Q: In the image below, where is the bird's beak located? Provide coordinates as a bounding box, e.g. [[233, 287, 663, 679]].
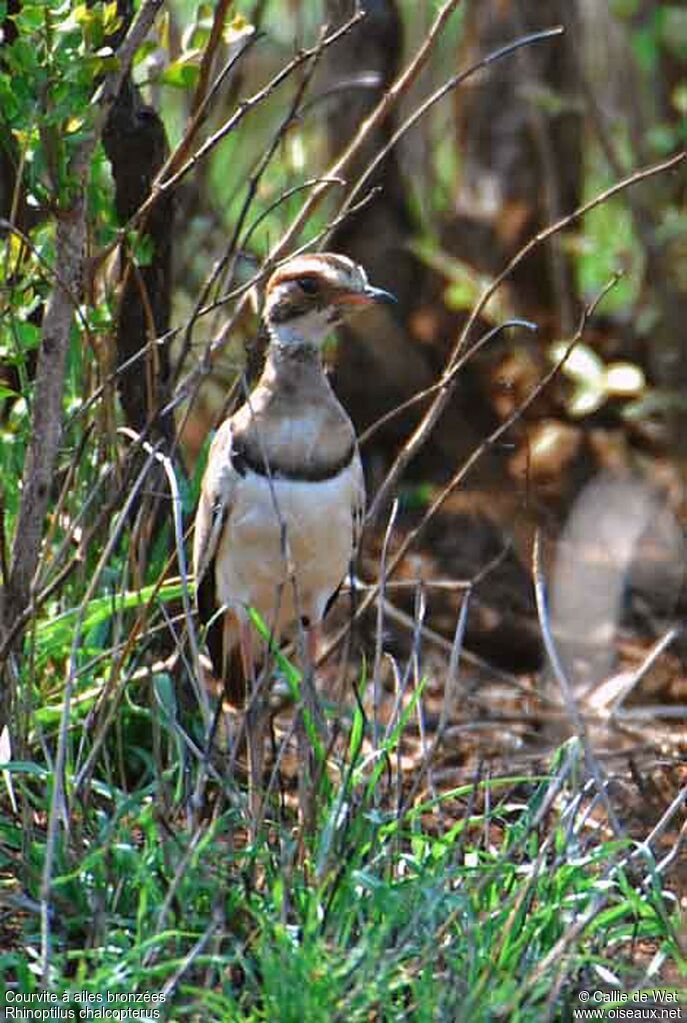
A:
[[363, 285, 398, 307], [335, 285, 398, 309]]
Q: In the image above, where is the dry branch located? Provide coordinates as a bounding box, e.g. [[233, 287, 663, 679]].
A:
[[266, 0, 463, 267]]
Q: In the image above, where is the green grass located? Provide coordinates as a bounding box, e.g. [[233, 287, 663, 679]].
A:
[[1, 684, 684, 1023]]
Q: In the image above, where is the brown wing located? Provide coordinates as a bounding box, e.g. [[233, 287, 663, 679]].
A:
[[193, 422, 240, 687], [194, 505, 227, 682]]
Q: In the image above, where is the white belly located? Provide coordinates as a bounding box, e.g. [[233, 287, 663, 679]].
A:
[[216, 465, 360, 633]]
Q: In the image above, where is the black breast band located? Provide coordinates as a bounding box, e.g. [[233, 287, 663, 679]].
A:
[[232, 434, 355, 483]]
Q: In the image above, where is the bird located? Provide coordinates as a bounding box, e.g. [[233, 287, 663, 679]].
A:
[[193, 252, 396, 714]]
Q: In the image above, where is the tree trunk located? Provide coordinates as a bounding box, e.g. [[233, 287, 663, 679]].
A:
[[102, 78, 175, 447], [451, 0, 583, 334]]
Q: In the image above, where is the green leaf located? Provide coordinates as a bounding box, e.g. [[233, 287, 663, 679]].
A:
[[646, 122, 677, 156], [671, 83, 687, 116], [247, 607, 325, 762], [16, 3, 43, 31], [90, 52, 120, 75], [631, 26, 659, 73], [35, 580, 186, 657], [348, 700, 364, 762], [153, 672, 178, 723], [132, 38, 159, 67], [0, 77, 19, 121], [1, 760, 51, 778], [14, 320, 41, 352], [181, 2, 213, 51], [127, 231, 155, 267], [362, 676, 429, 796], [102, 0, 122, 35], [160, 55, 201, 89], [247, 607, 301, 693]]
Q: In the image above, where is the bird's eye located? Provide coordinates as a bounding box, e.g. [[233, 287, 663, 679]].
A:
[[297, 277, 319, 295]]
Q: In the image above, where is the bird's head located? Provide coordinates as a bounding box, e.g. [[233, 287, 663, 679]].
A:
[[263, 252, 396, 349]]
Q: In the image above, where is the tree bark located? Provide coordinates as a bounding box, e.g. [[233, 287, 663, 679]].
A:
[[5, 201, 86, 621], [102, 78, 176, 445]]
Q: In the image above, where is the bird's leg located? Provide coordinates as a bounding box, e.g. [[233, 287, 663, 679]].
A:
[[240, 619, 267, 831], [306, 621, 321, 668], [238, 617, 255, 687]]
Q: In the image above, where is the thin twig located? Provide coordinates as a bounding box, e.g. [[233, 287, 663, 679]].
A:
[[358, 319, 537, 447], [118, 428, 209, 722], [372, 500, 398, 752], [403, 588, 472, 809], [266, 0, 464, 263], [173, 36, 335, 384], [189, 0, 236, 119], [160, 918, 221, 1001], [167, 0, 464, 386]]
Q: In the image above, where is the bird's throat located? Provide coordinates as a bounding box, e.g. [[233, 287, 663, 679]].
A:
[[264, 330, 324, 377]]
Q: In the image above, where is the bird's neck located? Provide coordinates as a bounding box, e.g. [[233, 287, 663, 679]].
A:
[[261, 327, 328, 392], [265, 316, 325, 363], [266, 315, 328, 351]]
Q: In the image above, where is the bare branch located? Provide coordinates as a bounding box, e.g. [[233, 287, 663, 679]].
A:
[[132, 11, 365, 225], [189, 0, 236, 119], [266, 0, 464, 265]]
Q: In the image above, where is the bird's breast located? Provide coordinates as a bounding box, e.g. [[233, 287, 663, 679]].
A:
[[216, 461, 361, 629]]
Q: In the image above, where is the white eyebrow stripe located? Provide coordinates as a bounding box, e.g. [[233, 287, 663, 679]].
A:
[[270, 254, 364, 292]]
